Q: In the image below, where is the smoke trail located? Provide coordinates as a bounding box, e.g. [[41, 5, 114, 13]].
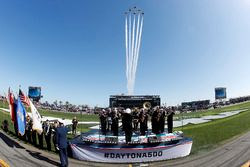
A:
[[134, 15, 144, 78], [132, 13, 141, 84], [130, 14, 136, 95], [128, 13, 132, 94], [125, 7, 144, 95], [125, 16, 129, 81]]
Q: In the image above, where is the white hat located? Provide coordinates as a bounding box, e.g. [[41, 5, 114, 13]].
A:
[[125, 108, 131, 114]]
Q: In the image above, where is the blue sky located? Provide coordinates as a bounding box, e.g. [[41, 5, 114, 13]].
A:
[[1, 0, 250, 107]]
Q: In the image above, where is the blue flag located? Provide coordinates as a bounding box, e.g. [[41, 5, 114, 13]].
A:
[[16, 97, 26, 136]]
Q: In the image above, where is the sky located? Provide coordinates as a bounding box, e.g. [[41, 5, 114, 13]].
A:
[[1, 0, 250, 107]]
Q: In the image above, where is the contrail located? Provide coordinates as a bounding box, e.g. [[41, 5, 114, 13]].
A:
[[128, 13, 132, 93], [125, 7, 144, 95], [134, 15, 143, 79], [125, 15, 129, 81], [132, 13, 141, 84], [131, 14, 136, 92]]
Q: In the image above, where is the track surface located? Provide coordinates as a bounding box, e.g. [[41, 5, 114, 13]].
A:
[[0, 130, 249, 167]]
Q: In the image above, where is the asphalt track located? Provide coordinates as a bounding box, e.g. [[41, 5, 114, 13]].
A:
[[0, 130, 249, 167]]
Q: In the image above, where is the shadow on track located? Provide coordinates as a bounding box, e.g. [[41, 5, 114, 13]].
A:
[[0, 132, 24, 149], [26, 150, 60, 166]]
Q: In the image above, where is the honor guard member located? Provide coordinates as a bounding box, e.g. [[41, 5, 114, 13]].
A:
[[25, 115, 32, 143], [52, 121, 59, 152], [31, 119, 38, 147], [38, 126, 44, 149], [44, 119, 52, 151]]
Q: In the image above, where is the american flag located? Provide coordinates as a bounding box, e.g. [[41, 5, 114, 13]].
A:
[[19, 89, 30, 106]]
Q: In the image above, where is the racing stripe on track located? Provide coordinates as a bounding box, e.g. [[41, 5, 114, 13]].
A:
[[0, 159, 10, 167], [241, 160, 250, 167]]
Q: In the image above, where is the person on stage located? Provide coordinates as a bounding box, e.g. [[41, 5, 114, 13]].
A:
[[139, 108, 148, 136], [151, 107, 161, 134], [107, 108, 112, 132], [159, 108, 166, 133], [111, 108, 119, 136], [132, 108, 139, 131], [99, 109, 107, 135], [123, 108, 133, 143], [167, 108, 175, 133]]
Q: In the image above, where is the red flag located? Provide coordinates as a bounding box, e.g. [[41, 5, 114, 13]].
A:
[[8, 88, 16, 122], [19, 89, 30, 106]]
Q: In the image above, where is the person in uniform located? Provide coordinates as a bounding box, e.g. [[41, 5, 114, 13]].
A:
[[100, 109, 107, 135], [38, 123, 44, 149], [31, 119, 37, 147], [72, 116, 78, 136], [52, 121, 59, 152], [56, 122, 69, 167], [25, 115, 32, 143], [159, 108, 166, 133], [151, 107, 161, 134], [123, 108, 133, 143], [111, 108, 119, 136], [167, 108, 175, 133], [107, 108, 112, 132], [139, 108, 148, 136], [132, 108, 139, 131], [44, 119, 52, 151]]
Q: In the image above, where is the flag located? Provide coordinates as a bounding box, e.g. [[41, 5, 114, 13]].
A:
[[29, 98, 43, 134], [19, 89, 30, 106], [16, 97, 26, 136], [7, 88, 16, 122]]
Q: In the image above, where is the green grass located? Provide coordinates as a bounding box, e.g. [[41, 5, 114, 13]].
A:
[[174, 101, 250, 120], [176, 109, 250, 154], [39, 108, 99, 122]]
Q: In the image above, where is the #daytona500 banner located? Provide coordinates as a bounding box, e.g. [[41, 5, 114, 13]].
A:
[[70, 139, 192, 163]]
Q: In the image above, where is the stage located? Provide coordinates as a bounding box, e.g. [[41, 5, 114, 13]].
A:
[[70, 131, 192, 163]]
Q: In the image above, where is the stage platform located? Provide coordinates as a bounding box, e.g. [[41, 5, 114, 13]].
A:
[[70, 131, 192, 163]]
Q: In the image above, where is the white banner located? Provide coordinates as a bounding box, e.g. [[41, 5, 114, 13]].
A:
[[29, 99, 43, 134], [70, 139, 192, 163]]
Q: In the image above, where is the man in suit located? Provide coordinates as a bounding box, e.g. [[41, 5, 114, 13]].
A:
[[56, 122, 69, 167]]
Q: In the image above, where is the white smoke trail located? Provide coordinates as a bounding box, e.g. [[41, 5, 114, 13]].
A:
[[130, 14, 136, 95], [125, 16, 129, 81], [128, 13, 132, 94], [134, 15, 143, 79], [132, 13, 141, 85], [125, 8, 144, 95]]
